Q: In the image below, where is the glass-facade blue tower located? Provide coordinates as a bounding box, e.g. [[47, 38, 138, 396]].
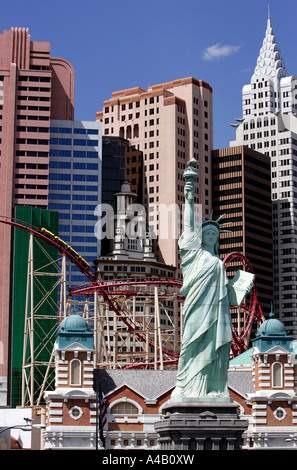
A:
[[49, 120, 102, 291]]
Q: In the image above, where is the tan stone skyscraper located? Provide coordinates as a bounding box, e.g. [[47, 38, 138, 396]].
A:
[[0, 27, 74, 390], [97, 77, 213, 272]]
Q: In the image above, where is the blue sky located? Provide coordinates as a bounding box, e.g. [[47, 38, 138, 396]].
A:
[[1, 0, 297, 149]]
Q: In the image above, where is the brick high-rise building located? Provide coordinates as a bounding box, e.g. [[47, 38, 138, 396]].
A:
[[97, 77, 213, 272], [0, 27, 74, 396], [212, 145, 273, 319]]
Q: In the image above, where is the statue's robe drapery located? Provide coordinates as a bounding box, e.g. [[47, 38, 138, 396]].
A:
[[172, 230, 233, 398]]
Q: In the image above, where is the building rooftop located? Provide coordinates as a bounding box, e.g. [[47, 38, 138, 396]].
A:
[[95, 368, 255, 401]]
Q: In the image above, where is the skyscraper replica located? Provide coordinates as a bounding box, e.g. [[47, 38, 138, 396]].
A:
[[97, 77, 213, 272], [212, 145, 273, 316], [231, 14, 297, 337], [49, 119, 102, 292], [0, 27, 75, 404]]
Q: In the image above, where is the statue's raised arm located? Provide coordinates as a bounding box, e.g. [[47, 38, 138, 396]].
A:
[[183, 158, 198, 234]]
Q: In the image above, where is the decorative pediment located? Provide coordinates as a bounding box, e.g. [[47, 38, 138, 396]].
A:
[[251, 344, 293, 357], [265, 344, 293, 356], [58, 342, 91, 352]]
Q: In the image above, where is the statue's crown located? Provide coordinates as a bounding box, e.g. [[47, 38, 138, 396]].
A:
[[202, 212, 231, 233]]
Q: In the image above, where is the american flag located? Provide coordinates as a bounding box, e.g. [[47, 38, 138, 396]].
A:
[[93, 368, 107, 444], [99, 390, 107, 427]]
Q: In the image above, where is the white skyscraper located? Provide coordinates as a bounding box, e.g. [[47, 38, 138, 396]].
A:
[[231, 13, 297, 337]]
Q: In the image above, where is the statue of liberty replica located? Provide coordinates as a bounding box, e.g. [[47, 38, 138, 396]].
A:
[[171, 158, 252, 400], [155, 159, 251, 449]]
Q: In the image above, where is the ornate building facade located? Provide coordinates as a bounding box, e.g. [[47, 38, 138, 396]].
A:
[[229, 312, 297, 449], [43, 312, 98, 449], [42, 307, 297, 449]]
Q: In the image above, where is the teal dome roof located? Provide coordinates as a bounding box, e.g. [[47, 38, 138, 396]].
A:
[[57, 312, 94, 350], [257, 316, 287, 337], [252, 306, 293, 353], [59, 313, 90, 333]]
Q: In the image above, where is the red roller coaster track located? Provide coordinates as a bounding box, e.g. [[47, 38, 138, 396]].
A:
[[223, 252, 264, 356], [0, 216, 96, 281], [0, 216, 264, 364], [0, 216, 180, 365]]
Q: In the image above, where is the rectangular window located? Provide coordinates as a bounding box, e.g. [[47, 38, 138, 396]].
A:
[[74, 139, 86, 146], [59, 138, 71, 145]]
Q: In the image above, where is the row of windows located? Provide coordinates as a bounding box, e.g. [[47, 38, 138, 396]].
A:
[[49, 184, 97, 191], [105, 95, 207, 112], [16, 138, 48, 145], [15, 184, 47, 190], [14, 194, 47, 200], [16, 151, 48, 157], [49, 194, 98, 201], [50, 150, 99, 158], [59, 224, 95, 233], [50, 127, 98, 134], [16, 163, 48, 169], [18, 86, 50, 92], [48, 203, 97, 211], [49, 162, 98, 170], [50, 138, 99, 146], [17, 105, 50, 112], [58, 213, 97, 221], [17, 126, 49, 132], [16, 115, 49, 121], [18, 96, 50, 102], [49, 209, 98, 220], [243, 117, 276, 129], [18, 76, 51, 83], [49, 174, 98, 181], [15, 174, 47, 180], [69, 245, 97, 252]]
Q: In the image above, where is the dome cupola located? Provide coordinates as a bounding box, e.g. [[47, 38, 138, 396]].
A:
[[252, 305, 293, 353], [56, 309, 94, 350]]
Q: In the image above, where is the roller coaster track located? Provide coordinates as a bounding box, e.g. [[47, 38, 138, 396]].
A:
[[223, 252, 264, 356], [1, 216, 264, 363], [0, 215, 95, 281], [0, 216, 180, 363]]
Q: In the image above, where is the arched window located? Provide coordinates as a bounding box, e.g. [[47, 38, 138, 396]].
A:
[[272, 362, 283, 387], [119, 127, 125, 139], [70, 359, 81, 385], [111, 402, 139, 416], [133, 124, 139, 138], [257, 118, 262, 128], [126, 125, 132, 139]]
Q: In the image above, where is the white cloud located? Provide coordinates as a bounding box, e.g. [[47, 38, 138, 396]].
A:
[[203, 43, 241, 60]]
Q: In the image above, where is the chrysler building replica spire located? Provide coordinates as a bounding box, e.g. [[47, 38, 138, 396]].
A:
[[231, 11, 297, 338], [252, 12, 287, 84]]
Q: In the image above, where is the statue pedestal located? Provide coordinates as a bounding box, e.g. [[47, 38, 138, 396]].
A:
[[154, 398, 248, 451]]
